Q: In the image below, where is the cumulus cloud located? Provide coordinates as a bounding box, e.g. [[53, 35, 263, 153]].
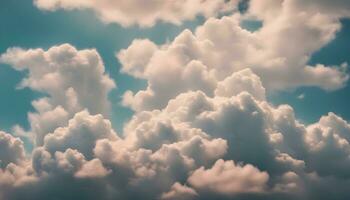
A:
[[215, 68, 266, 101], [161, 182, 198, 200], [0, 44, 115, 116], [118, 0, 349, 112], [32, 147, 109, 179], [0, 44, 116, 145], [33, 0, 238, 27], [188, 159, 269, 196], [43, 110, 118, 158], [2, 66, 350, 199], [1, 1, 350, 200], [118, 39, 159, 78], [305, 113, 350, 178], [0, 132, 26, 168]]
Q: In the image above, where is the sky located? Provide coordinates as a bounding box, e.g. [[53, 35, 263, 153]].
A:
[[1, 0, 350, 200]]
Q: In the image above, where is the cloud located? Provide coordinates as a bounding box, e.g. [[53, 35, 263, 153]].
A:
[[1, 1, 350, 199], [118, 39, 159, 78], [33, 0, 238, 27], [215, 68, 266, 101], [305, 113, 350, 178], [1, 86, 350, 199], [188, 159, 269, 196], [0, 44, 115, 116], [43, 110, 118, 158], [2, 66, 350, 199], [32, 148, 109, 179], [297, 94, 305, 100], [0, 44, 116, 146], [118, 2, 349, 111], [0, 132, 26, 168], [249, 0, 350, 20], [74, 158, 110, 178], [161, 182, 198, 200]]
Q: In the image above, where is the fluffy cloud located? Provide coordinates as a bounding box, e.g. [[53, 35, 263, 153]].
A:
[[1, 1, 350, 199], [305, 113, 350, 178], [118, 0, 349, 111], [118, 39, 159, 78], [2, 76, 350, 199], [215, 68, 266, 101], [249, 0, 350, 20], [2, 64, 350, 199], [33, 0, 238, 27], [31, 148, 109, 178], [0, 44, 115, 116], [161, 182, 198, 200], [0, 132, 26, 168], [43, 110, 118, 158], [188, 159, 269, 196], [0, 44, 116, 145]]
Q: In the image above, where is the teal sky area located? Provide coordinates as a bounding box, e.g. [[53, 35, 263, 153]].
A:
[[1, 0, 350, 135]]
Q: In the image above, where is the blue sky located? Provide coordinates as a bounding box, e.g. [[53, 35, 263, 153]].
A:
[[1, 0, 349, 133]]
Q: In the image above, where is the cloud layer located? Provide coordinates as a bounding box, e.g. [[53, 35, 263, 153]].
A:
[[34, 0, 237, 27], [1, 65, 350, 199], [1, 0, 350, 200]]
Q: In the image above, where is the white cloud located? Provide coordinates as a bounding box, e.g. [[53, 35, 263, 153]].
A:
[[43, 110, 118, 158], [188, 159, 269, 196], [249, 0, 350, 20], [305, 113, 350, 178], [117, 39, 159, 78], [0, 44, 115, 116], [121, 56, 217, 111], [215, 68, 266, 101], [2, 84, 350, 199], [118, 3, 349, 112], [161, 182, 198, 200], [0, 132, 26, 168], [2, 1, 350, 199], [33, 0, 238, 27], [0, 44, 116, 146]]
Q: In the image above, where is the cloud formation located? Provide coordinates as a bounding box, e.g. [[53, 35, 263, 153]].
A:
[[33, 0, 237, 27], [1, 66, 350, 199], [118, 9, 348, 111], [1, 0, 350, 200], [188, 159, 269, 196], [0, 132, 25, 168], [0, 44, 115, 145]]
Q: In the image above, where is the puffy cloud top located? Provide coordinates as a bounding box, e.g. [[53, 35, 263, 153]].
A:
[[0, 132, 26, 168], [188, 159, 269, 196]]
